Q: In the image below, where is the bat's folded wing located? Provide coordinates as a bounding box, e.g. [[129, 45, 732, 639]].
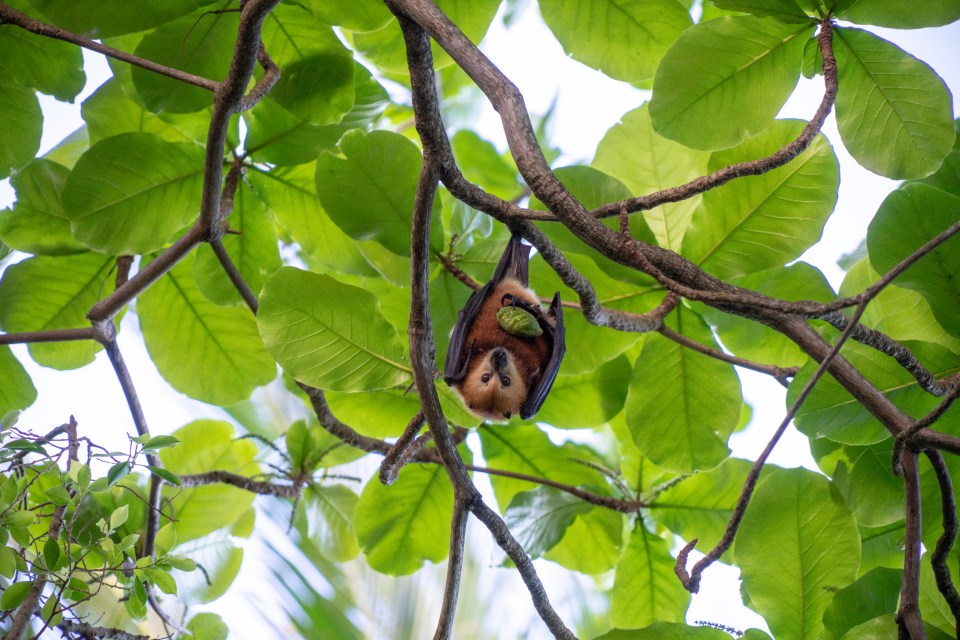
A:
[[520, 292, 565, 420]]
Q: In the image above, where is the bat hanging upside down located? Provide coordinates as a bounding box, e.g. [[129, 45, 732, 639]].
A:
[[444, 233, 565, 421]]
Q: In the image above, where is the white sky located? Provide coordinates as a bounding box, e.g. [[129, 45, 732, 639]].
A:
[[2, 3, 960, 638]]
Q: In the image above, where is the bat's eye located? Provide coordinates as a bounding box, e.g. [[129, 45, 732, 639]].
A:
[[480, 373, 492, 384], [500, 376, 511, 387]]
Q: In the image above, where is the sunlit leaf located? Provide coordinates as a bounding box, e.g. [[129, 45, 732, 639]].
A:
[[0, 159, 85, 255], [611, 525, 690, 628]]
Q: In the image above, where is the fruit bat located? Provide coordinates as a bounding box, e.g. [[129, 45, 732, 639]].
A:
[[444, 233, 565, 420]]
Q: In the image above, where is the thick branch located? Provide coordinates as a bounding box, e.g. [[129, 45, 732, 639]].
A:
[[58, 620, 150, 640], [434, 501, 469, 640], [898, 451, 926, 639], [0, 327, 95, 345], [179, 470, 304, 498]]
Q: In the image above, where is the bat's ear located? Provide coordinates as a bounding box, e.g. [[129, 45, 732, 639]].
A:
[[520, 292, 565, 420]]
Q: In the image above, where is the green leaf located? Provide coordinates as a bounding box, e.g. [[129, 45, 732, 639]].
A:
[[138, 252, 276, 405], [696, 262, 836, 367], [173, 537, 243, 604], [61, 133, 205, 254], [304, 484, 360, 562], [539, 0, 692, 82], [0, 580, 33, 611], [159, 420, 259, 542], [711, 0, 810, 22], [450, 130, 522, 201], [106, 462, 129, 487], [246, 163, 375, 276], [242, 98, 345, 166], [838, 258, 960, 353], [822, 567, 901, 640], [0, 26, 84, 102], [193, 188, 280, 306], [2, 510, 35, 529], [611, 525, 691, 628], [44, 485, 72, 507], [82, 78, 212, 145], [736, 468, 860, 640], [534, 355, 632, 429], [261, 5, 356, 125], [142, 435, 181, 451], [0, 347, 36, 416], [502, 487, 592, 559], [866, 183, 960, 337], [354, 464, 453, 575], [154, 522, 177, 557], [42, 536, 60, 569], [187, 612, 229, 640], [543, 506, 624, 575], [478, 424, 604, 509], [315, 129, 440, 256], [298, 0, 392, 31], [594, 624, 731, 640], [650, 16, 811, 150], [0, 76, 42, 179], [833, 28, 955, 179], [131, 10, 237, 113], [593, 103, 710, 250], [147, 466, 182, 486], [110, 504, 129, 530], [0, 159, 86, 255], [145, 566, 178, 595], [681, 120, 839, 279], [836, 0, 960, 28], [27, 0, 217, 37], [0, 253, 116, 369], [833, 444, 904, 528], [257, 267, 411, 392], [0, 546, 16, 579], [791, 340, 960, 444], [652, 457, 754, 552], [625, 309, 741, 473]]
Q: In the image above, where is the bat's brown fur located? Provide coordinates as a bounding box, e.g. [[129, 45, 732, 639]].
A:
[[454, 277, 552, 420]]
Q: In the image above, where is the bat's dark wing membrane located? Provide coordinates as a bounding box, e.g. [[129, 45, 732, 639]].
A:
[[443, 233, 532, 385], [520, 292, 565, 420]]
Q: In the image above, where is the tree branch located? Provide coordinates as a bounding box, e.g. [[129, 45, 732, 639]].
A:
[[659, 325, 798, 386], [0, 327, 95, 345], [434, 500, 468, 640], [925, 450, 960, 636], [57, 619, 150, 640], [898, 450, 926, 639], [179, 470, 304, 498], [0, 2, 218, 91]]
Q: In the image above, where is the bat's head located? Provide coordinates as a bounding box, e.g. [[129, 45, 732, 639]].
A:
[[459, 347, 529, 420]]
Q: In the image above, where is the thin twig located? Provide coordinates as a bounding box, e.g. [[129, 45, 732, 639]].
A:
[[0, 2, 218, 90], [434, 501, 468, 640], [379, 410, 426, 485], [659, 326, 798, 387], [925, 450, 960, 635], [0, 327, 95, 345]]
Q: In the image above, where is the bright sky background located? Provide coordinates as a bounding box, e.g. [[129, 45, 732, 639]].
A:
[[2, 3, 960, 638]]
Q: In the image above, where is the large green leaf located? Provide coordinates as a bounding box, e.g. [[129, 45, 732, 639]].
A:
[[696, 262, 836, 367], [912, 117, 960, 198], [866, 183, 960, 337], [0, 347, 36, 416], [652, 457, 754, 552], [0, 76, 42, 179], [534, 354, 632, 429], [833, 28, 955, 179], [791, 340, 960, 444], [246, 163, 375, 277], [0, 159, 85, 255], [838, 258, 960, 353], [822, 567, 901, 640], [681, 120, 839, 279], [297, 0, 392, 31], [478, 424, 605, 510], [736, 468, 860, 640], [594, 625, 731, 640], [138, 253, 276, 405], [60, 133, 205, 255], [650, 16, 811, 150], [539, 0, 692, 83], [832, 443, 905, 528], [543, 506, 624, 575], [315, 129, 443, 256], [611, 525, 691, 628], [354, 463, 452, 575], [0, 253, 116, 369], [625, 308, 742, 473], [82, 78, 212, 145], [836, 0, 960, 28], [173, 533, 244, 605], [593, 104, 710, 250], [502, 487, 592, 559], [450, 130, 522, 201], [303, 484, 360, 562], [257, 267, 411, 392], [27, 0, 217, 37], [160, 420, 260, 542], [193, 183, 280, 305], [131, 10, 237, 113], [712, 0, 810, 22], [0, 26, 85, 101], [261, 5, 355, 125]]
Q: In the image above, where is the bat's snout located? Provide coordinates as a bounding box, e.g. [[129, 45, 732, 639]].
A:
[[491, 347, 510, 372]]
